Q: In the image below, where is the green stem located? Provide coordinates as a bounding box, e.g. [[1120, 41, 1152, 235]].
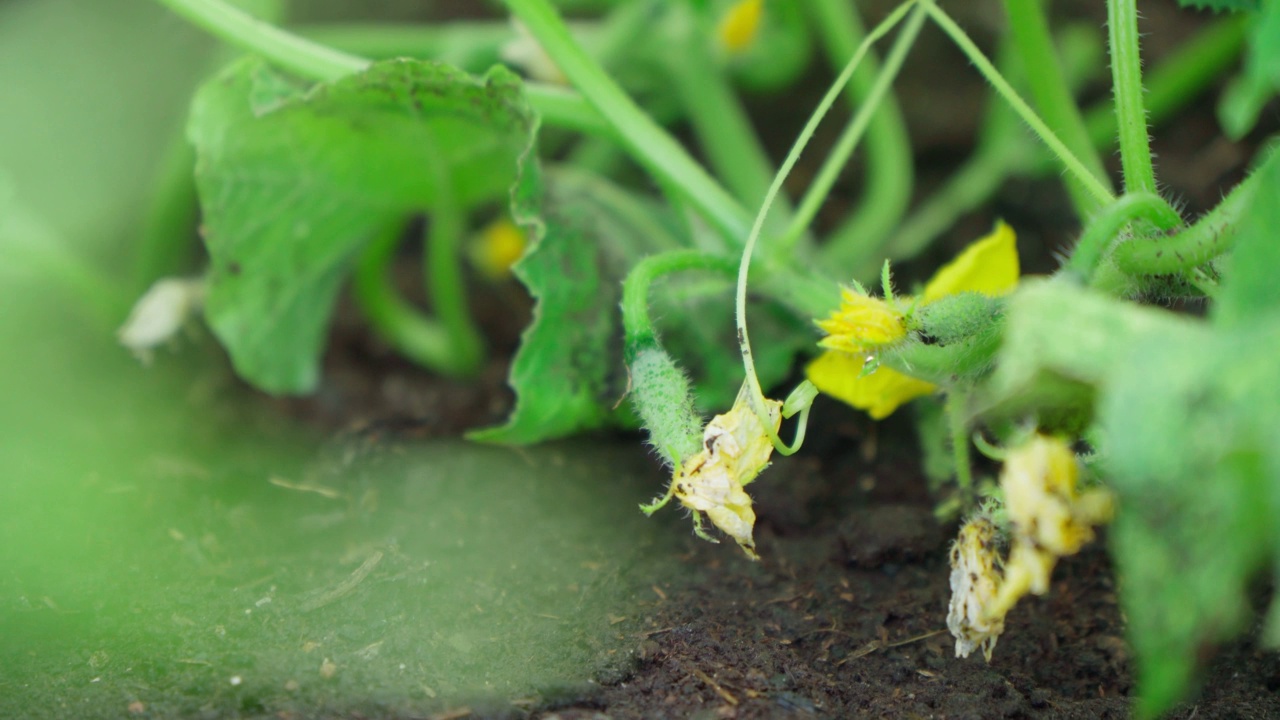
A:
[[503, 0, 752, 244], [155, 0, 366, 80], [622, 250, 738, 350], [887, 17, 1243, 271], [735, 1, 918, 420], [1003, 0, 1110, 218], [806, 0, 914, 258], [133, 132, 199, 291], [663, 5, 788, 227], [427, 201, 484, 375], [921, 0, 1114, 209], [521, 84, 614, 137], [797, 5, 926, 266], [299, 21, 510, 67], [1108, 0, 1157, 195], [353, 223, 468, 376], [1066, 192, 1183, 281], [949, 391, 974, 493], [1083, 15, 1246, 150], [1109, 160, 1264, 277]]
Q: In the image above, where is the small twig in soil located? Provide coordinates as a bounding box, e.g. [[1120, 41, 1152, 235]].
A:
[[268, 475, 344, 500], [298, 551, 384, 613], [837, 628, 948, 666], [689, 667, 739, 706], [430, 707, 473, 720]]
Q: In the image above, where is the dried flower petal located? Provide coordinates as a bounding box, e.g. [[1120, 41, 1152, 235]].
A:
[[947, 516, 1005, 661], [117, 277, 205, 364], [671, 383, 781, 559], [984, 435, 1115, 631]]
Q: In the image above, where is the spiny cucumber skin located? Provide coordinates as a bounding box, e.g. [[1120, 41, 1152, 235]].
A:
[[629, 346, 703, 467]]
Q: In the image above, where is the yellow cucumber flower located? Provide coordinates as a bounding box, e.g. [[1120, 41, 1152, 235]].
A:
[[815, 290, 907, 355], [806, 221, 1019, 419], [669, 382, 782, 560], [717, 0, 765, 55]]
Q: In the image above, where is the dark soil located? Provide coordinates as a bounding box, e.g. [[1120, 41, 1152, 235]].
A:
[[248, 3, 1280, 718], [281, 344, 1280, 719]]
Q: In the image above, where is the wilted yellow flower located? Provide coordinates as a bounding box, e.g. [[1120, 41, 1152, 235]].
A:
[[669, 383, 782, 560], [470, 218, 527, 280], [985, 435, 1114, 625], [947, 516, 1005, 661], [806, 221, 1019, 419], [717, 0, 764, 55]]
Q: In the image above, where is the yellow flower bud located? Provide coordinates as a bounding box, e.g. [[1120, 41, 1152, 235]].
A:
[[815, 289, 907, 355], [470, 218, 527, 280]]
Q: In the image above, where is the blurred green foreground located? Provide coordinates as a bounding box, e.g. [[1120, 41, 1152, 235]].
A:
[[0, 2, 680, 716]]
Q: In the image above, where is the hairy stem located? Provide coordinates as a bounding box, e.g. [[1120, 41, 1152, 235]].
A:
[[622, 250, 738, 351], [503, 0, 752, 243], [1108, 0, 1158, 195], [1066, 192, 1182, 281], [921, 0, 1114, 208]]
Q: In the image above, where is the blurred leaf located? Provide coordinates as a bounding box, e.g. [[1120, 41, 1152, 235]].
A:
[[1177, 0, 1260, 11], [1099, 320, 1280, 718], [1216, 0, 1274, 138], [985, 278, 1196, 413], [1214, 148, 1280, 326], [652, 279, 808, 412], [189, 58, 534, 393], [0, 0, 211, 258]]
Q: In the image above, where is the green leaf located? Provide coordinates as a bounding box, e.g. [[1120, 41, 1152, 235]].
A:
[[1214, 148, 1280, 326], [984, 278, 1197, 411], [1216, 0, 1275, 137], [189, 58, 534, 393], [1099, 320, 1280, 718]]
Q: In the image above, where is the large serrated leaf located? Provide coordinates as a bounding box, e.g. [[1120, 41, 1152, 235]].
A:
[[189, 58, 534, 393], [467, 164, 635, 444]]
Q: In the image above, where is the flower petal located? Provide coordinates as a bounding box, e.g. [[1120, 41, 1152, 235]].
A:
[[814, 289, 907, 354], [923, 220, 1020, 303], [805, 350, 936, 420]]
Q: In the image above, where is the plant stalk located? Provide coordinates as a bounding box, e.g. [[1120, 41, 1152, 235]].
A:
[[502, 0, 753, 244], [1108, 0, 1158, 195]]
